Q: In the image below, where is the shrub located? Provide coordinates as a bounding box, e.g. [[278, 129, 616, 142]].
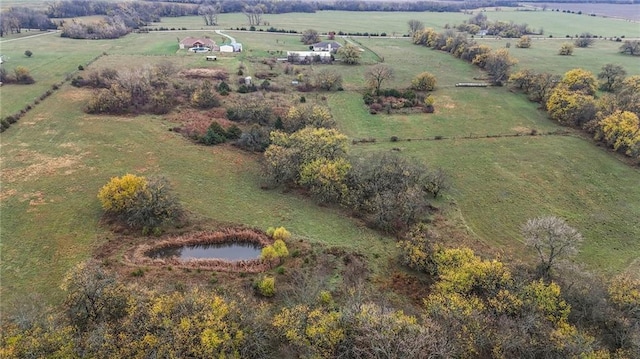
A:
[[411, 72, 437, 91], [516, 36, 531, 48], [236, 126, 270, 152], [272, 226, 291, 241], [255, 276, 275, 297], [558, 42, 574, 55], [14, 66, 35, 84], [217, 81, 230, 95], [273, 239, 289, 257], [191, 81, 219, 109], [201, 122, 227, 145], [226, 124, 242, 140], [97, 174, 182, 229]]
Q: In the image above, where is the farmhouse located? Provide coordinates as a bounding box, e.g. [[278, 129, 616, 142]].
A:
[[311, 41, 342, 53], [220, 43, 243, 52], [179, 37, 217, 50], [287, 51, 332, 64]]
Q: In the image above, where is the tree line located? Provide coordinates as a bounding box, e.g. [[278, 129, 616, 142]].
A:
[[510, 66, 640, 163], [143, 0, 519, 14]]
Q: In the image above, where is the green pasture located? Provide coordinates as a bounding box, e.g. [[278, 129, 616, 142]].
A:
[[0, 33, 106, 118], [0, 85, 392, 309], [1, 11, 640, 310], [476, 38, 640, 77], [473, 8, 640, 38], [153, 9, 639, 39]]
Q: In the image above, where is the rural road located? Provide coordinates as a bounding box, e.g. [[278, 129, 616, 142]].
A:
[[215, 30, 236, 43], [0, 30, 60, 43]]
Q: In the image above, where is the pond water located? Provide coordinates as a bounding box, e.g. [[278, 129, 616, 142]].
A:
[[148, 243, 262, 261]]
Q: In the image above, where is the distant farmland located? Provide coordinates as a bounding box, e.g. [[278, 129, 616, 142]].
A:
[[531, 3, 640, 21]]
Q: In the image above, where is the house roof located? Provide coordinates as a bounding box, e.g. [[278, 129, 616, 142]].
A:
[[287, 51, 332, 57], [180, 37, 215, 47], [312, 41, 342, 49]]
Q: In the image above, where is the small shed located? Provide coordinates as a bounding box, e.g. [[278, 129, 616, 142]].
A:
[[220, 43, 243, 53]]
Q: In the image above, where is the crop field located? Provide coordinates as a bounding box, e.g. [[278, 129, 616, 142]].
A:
[[1, 10, 639, 310]]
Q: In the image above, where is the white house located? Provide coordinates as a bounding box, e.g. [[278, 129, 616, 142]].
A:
[[311, 41, 342, 53]]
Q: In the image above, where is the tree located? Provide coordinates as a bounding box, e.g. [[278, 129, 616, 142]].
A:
[[336, 43, 361, 65], [619, 40, 640, 56], [411, 71, 437, 91], [97, 174, 183, 229], [412, 27, 437, 46], [198, 3, 221, 26], [407, 19, 424, 36], [365, 64, 394, 95], [595, 111, 640, 157], [314, 68, 343, 91], [615, 75, 640, 116], [521, 216, 583, 277], [263, 127, 349, 188], [560, 68, 597, 96], [24, 49, 32, 57], [282, 104, 335, 133], [558, 42, 574, 56], [529, 72, 560, 104], [482, 48, 518, 85], [301, 29, 320, 45], [574, 33, 595, 48], [299, 157, 351, 204], [516, 35, 531, 48], [598, 64, 627, 92], [546, 85, 596, 126], [61, 261, 128, 331], [243, 4, 264, 26]]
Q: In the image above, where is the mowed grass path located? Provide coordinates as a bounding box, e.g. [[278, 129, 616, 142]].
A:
[[328, 39, 640, 274], [0, 85, 391, 309]]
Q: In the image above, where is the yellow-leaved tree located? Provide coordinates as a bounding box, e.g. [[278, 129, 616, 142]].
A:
[[560, 68, 598, 96], [595, 111, 640, 158], [97, 174, 182, 230], [98, 174, 147, 212]]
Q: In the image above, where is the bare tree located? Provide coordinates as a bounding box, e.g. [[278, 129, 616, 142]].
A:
[[407, 19, 424, 36], [243, 4, 264, 26], [521, 216, 583, 277], [574, 32, 595, 48], [199, 3, 221, 26], [365, 64, 394, 95]]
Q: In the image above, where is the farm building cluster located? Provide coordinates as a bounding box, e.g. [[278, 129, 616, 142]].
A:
[[178, 37, 243, 53]]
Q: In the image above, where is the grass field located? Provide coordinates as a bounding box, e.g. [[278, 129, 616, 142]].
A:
[[1, 10, 639, 310], [476, 38, 640, 76], [0, 85, 392, 308], [153, 9, 640, 38]]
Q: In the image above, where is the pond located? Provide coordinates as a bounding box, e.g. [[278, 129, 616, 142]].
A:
[[148, 243, 262, 261]]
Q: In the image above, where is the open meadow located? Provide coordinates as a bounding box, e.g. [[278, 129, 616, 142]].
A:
[[1, 9, 640, 310]]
